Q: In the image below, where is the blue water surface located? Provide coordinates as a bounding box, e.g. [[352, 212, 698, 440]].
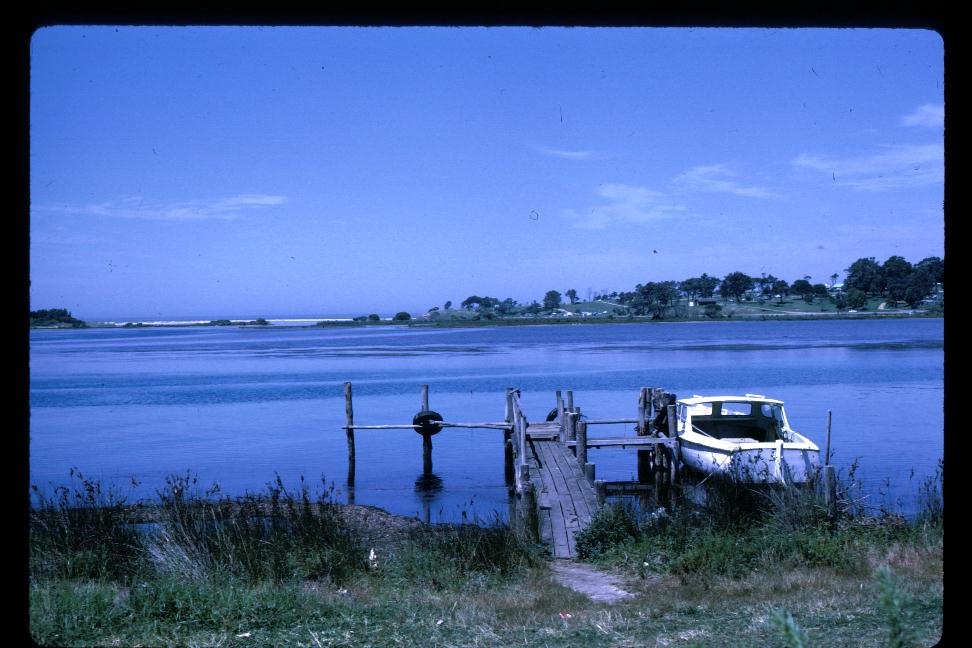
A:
[[29, 318, 945, 521]]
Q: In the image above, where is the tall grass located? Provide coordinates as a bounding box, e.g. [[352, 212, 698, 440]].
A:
[[29, 468, 144, 581], [577, 461, 944, 579], [147, 472, 365, 583]]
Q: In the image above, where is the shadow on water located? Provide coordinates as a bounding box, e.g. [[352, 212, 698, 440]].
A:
[[414, 471, 444, 524]]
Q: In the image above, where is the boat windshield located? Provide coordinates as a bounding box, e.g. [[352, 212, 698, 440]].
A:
[[760, 403, 785, 424]]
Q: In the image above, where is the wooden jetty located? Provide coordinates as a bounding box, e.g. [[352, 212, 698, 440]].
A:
[[342, 384, 681, 559]]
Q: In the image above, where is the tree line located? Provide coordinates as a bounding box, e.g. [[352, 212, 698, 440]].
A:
[[433, 254, 943, 320]]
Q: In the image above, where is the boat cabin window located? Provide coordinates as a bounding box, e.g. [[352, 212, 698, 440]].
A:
[[688, 400, 782, 442], [720, 402, 752, 416]]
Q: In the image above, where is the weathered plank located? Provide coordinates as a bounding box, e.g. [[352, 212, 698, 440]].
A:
[[528, 437, 600, 558]]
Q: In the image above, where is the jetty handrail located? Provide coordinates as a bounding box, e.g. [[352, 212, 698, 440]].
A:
[[345, 421, 512, 431], [584, 418, 639, 425]]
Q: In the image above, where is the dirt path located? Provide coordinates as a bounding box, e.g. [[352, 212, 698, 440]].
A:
[[549, 560, 636, 603]]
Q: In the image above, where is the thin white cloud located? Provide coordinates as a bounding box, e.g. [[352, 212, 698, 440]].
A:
[[536, 146, 599, 160], [791, 143, 943, 191], [34, 194, 287, 221], [564, 183, 687, 230], [901, 104, 944, 129], [673, 164, 778, 198]]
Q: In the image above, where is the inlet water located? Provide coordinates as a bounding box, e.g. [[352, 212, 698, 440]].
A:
[[29, 318, 944, 521]]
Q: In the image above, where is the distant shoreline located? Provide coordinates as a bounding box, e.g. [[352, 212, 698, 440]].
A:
[[31, 310, 942, 331]]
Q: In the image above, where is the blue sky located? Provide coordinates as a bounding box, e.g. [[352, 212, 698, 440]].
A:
[[29, 26, 944, 320]]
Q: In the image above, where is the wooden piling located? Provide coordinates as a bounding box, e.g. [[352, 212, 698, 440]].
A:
[[566, 390, 574, 412], [505, 388, 514, 425], [521, 480, 539, 541], [422, 434, 433, 474], [584, 462, 596, 485], [421, 384, 432, 473], [504, 436, 514, 486], [638, 387, 648, 435], [344, 382, 355, 488], [825, 410, 832, 466], [594, 479, 606, 505], [566, 410, 578, 442], [576, 419, 588, 467], [637, 450, 652, 484]]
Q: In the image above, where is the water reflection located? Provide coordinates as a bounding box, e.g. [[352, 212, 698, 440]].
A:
[[414, 471, 444, 524]]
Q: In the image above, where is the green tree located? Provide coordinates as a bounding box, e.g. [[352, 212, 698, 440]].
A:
[[720, 272, 753, 302], [834, 292, 847, 311], [461, 296, 482, 310], [904, 267, 936, 307], [393, 311, 412, 321], [543, 290, 562, 310], [845, 257, 884, 295], [681, 273, 719, 299], [845, 288, 867, 310], [495, 297, 517, 316], [565, 289, 578, 304], [791, 279, 813, 298], [443, 300, 452, 311], [915, 256, 944, 286], [368, 314, 381, 322], [882, 255, 914, 304]]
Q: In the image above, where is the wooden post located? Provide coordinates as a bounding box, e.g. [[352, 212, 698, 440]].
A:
[[577, 419, 588, 467], [825, 410, 832, 466], [556, 390, 565, 434], [505, 388, 514, 425], [344, 382, 355, 489], [566, 390, 574, 412], [823, 464, 837, 519], [594, 479, 607, 506], [504, 436, 514, 486], [637, 450, 652, 484], [666, 404, 677, 439], [519, 413, 528, 473], [654, 450, 665, 507], [422, 434, 433, 474], [517, 462, 529, 493], [521, 480, 539, 542], [566, 410, 577, 443], [420, 384, 432, 473], [638, 387, 648, 435], [584, 462, 596, 485]]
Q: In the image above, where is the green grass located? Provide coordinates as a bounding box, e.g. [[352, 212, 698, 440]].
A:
[[29, 470, 943, 646]]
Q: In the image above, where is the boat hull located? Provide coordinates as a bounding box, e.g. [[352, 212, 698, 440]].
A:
[[679, 437, 820, 485]]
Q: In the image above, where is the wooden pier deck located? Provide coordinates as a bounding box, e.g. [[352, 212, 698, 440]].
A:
[[527, 425, 600, 558]]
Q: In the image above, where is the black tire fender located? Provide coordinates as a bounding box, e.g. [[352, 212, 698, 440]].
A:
[[413, 410, 444, 436]]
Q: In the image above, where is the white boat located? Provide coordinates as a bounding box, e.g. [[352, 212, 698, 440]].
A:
[[675, 394, 820, 485]]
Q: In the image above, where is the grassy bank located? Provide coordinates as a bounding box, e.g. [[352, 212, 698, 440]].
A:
[[29, 469, 943, 646]]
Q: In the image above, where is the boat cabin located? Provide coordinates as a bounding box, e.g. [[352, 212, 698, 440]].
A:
[[678, 397, 788, 444]]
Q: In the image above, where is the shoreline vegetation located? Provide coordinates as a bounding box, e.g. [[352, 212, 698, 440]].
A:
[[29, 466, 943, 646], [30, 300, 943, 331], [30, 255, 944, 330]]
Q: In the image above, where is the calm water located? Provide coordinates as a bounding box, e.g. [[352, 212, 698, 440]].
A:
[[29, 319, 944, 521]]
